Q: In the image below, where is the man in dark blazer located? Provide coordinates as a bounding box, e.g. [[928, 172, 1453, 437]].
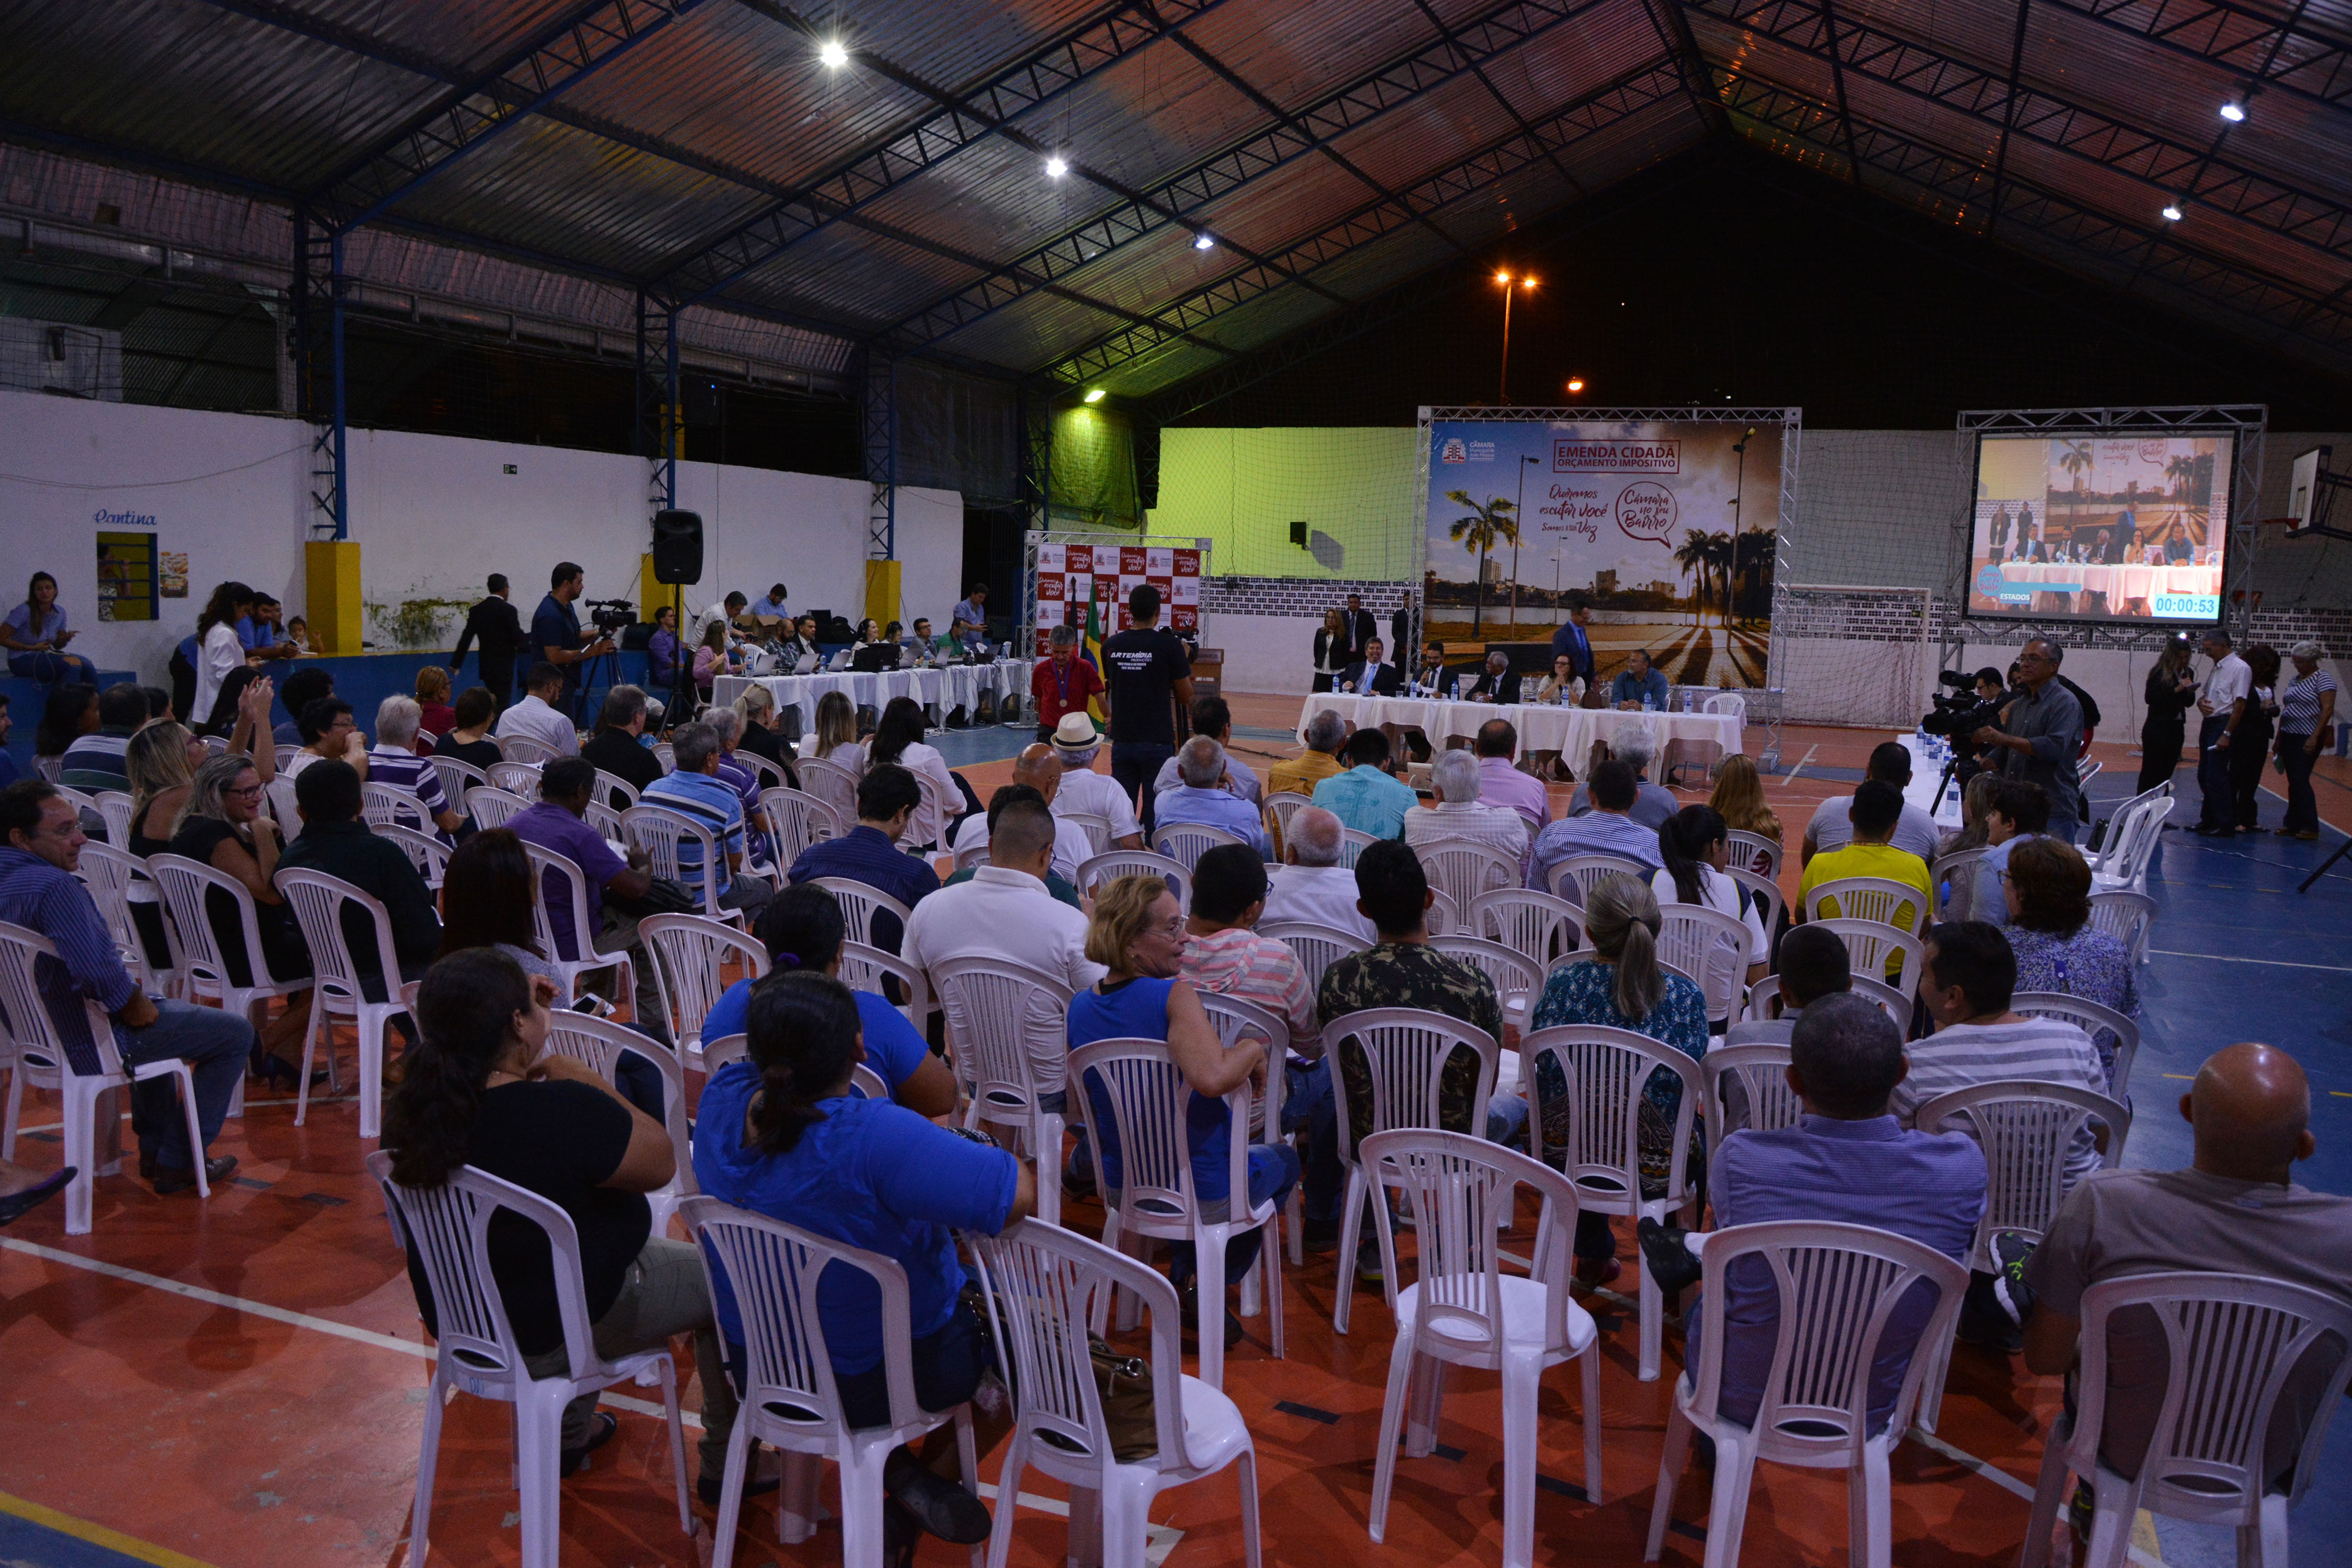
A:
[[1464, 649, 1523, 705], [450, 573, 527, 710], [1549, 594, 1596, 688], [1342, 593, 1378, 665], [1340, 637, 1402, 695]]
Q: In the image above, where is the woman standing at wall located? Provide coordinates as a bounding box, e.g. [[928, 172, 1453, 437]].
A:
[[2136, 633, 2199, 793], [190, 580, 259, 735], [1311, 608, 1348, 693]]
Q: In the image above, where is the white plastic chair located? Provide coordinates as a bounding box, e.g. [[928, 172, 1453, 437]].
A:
[[1724, 864, 1785, 941], [1261, 790, 1311, 854], [1725, 830, 1780, 879], [429, 755, 487, 817], [593, 768, 642, 811], [653, 741, 676, 774], [497, 733, 562, 766], [907, 768, 954, 852], [757, 786, 840, 868], [147, 852, 310, 1043], [1364, 1130, 1604, 1565], [541, 1013, 692, 1233], [367, 1151, 691, 1568], [637, 912, 767, 1068], [519, 842, 638, 1007], [1428, 933, 1543, 1030], [2082, 780, 2170, 877], [1068, 1037, 1285, 1391], [1655, 903, 1754, 1025], [1322, 1006, 1502, 1335], [378, 823, 452, 891], [1425, 885, 1458, 937], [1804, 875, 1931, 935], [1416, 838, 1523, 915], [2086, 887, 2158, 966], [2091, 794, 2174, 895], [1703, 691, 1747, 721], [682, 1198, 982, 1568], [93, 789, 135, 849], [274, 866, 417, 1138], [1197, 989, 1300, 1264], [1742, 971, 1910, 1031], [73, 839, 165, 993], [1149, 819, 1246, 873], [952, 840, 991, 874], [1523, 1023, 1704, 1381], [1930, 848, 1988, 917], [1258, 919, 1371, 1000], [1058, 808, 1115, 857], [623, 803, 741, 924], [1644, 1220, 1968, 1568], [1073, 849, 1191, 912], [740, 752, 791, 794], [797, 755, 859, 826], [808, 877, 914, 952], [0, 921, 213, 1235], [1546, 852, 1650, 907], [1336, 827, 1378, 869], [487, 759, 545, 796], [264, 776, 302, 834], [1470, 887, 1583, 970], [2012, 991, 2141, 1097], [1811, 917, 1926, 997], [362, 781, 431, 833], [838, 939, 931, 1033], [969, 1219, 1263, 1568], [1700, 1042, 1801, 1177], [464, 785, 531, 832], [2019, 1272, 2352, 1568], [930, 954, 1073, 1229]]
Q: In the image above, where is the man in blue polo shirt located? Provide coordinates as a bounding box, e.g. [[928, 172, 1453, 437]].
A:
[[642, 722, 772, 923], [533, 561, 613, 724], [783, 764, 939, 955], [1311, 727, 1416, 841]]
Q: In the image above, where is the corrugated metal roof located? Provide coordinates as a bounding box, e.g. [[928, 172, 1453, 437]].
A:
[[2, 0, 2347, 395]]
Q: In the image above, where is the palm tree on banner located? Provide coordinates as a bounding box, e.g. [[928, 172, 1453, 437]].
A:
[[2058, 440, 2094, 493], [1706, 532, 1736, 632], [2164, 454, 2196, 496], [1445, 490, 1519, 638], [1674, 529, 1714, 627], [1731, 528, 1777, 627]]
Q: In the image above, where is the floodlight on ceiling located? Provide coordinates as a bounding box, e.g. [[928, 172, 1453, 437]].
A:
[[1193, 233, 1215, 250], [2161, 201, 2184, 221], [818, 39, 848, 68], [2219, 100, 2246, 122], [1566, 377, 1585, 394], [1083, 389, 1106, 403], [1045, 155, 1069, 179]]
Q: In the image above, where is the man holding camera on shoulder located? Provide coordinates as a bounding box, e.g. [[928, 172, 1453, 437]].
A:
[[533, 561, 617, 724], [1971, 637, 2085, 844]]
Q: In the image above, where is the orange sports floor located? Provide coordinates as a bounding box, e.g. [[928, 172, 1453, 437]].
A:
[[6, 697, 2347, 1568]]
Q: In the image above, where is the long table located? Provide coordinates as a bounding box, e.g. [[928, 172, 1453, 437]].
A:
[[713, 659, 1034, 730], [1296, 693, 1741, 764], [1991, 561, 2217, 599], [1897, 732, 1966, 828]]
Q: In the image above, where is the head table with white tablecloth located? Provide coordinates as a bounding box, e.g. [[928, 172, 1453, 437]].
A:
[[712, 659, 1034, 730], [1294, 692, 1741, 766]]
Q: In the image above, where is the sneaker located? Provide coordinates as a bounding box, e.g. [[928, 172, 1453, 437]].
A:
[[1355, 1238, 1386, 1284], [1991, 1232, 2038, 1325]]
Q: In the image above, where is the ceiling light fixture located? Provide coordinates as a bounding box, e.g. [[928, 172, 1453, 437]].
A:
[[1044, 155, 1068, 179], [1566, 377, 1585, 394], [818, 39, 848, 68], [2161, 201, 2183, 221], [2219, 100, 2246, 122], [1083, 389, 1106, 403], [1193, 233, 1215, 250]]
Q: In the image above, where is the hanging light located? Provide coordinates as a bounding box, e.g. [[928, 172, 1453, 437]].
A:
[[818, 39, 848, 68], [1082, 389, 1106, 403], [1044, 155, 1069, 179], [1566, 377, 1585, 394], [2161, 201, 2183, 221], [1193, 233, 1215, 251], [2219, 100, 2246, 122]]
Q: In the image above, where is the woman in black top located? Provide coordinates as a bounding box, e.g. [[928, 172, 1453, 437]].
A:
[[731, 686, 795, 776], [2137, 636, 2199, 793], [1311, 608, 1347, 693], [168, 752, 313, 1078], [2232, 643, 2281, 831], [125, 720, 204, 973], [433, 685, 505, 771]]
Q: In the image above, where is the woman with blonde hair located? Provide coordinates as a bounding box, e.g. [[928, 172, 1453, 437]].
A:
[[1527, 871, 1708, 1285], [806, 689, 861, 766], [731, 683, 793, 772], [1706, 753, 1781, 849], [167, 751, 314, 1078], [413, 665, 456, 741], [1068, 872, 1293, 1340]]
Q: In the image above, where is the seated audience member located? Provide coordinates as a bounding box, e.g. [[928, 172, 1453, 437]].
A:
[[1268, 708, 1349, 801], [123, 719, 211, 968], [1776, 924, 1854, 1011], [3, 571, 98, 686], [414, 666, 457, 741], [702, 707, 770, 861], [1652, 805, 1769, 1011], [434, 686, 504, 773], [645, 604, 682, 693], [436, 827, 558, 985], [272, 666, 334, 750], [367, 696, 465, 836], [949, 748, 1092, 887], [510, 758, 664, 1030], [699, 884, 959, 1117], [2001, 837, 2139, 1089], [496, 662, 581, 758], [277, 760, 443, 1017], [1339, 637, 1402, 696], [1708, 753, 1783, 854], [580, 685, 665, 804], [1152, 697, 1262, 805], [1935, 773, 2002, 920], [1610, 647, 1671, 711], [694, 972, 1027, 1553], [1794, 780, 1934, 982], [732, 685, 794, 770], [283, 615, 321, 654], [1045, 713, 1142, 848], [1474, 720, 1550, 844], [2021, 1042, 2352, 1497], [35, 682, 99, 778], [1404, 748, 1530, 861], [384, 950, 747, 1500], [0, 694, 17, 789], [642, 722, 773, 921], [0, 780, 251, 1192], [785, 764, 940, 954], [168, 752, 314, 1073], [1463, 649, 1521, 705], [948, 787, 1083, 907], [1069, 872, 1298, 1339], [1528, 871, 1708, 1283], [1155, 737, 1272, 857], [1311, 727, 1416, 841], [1529, 760, 1665, 890], [1565, 726, 1676, 828], [1033, 626, 1105, 742], [1261, 805, 1378, 941], [1803, 741, 1941, 864], [1317, 839, 1517, 1276], [59, 683, 147, 792], [287, 697, 369, 782], [1968, 777, 2052, 930], [866, 697, 968, 850], [805, 691, 862, 767], [1640, 993, 1986, 1431], [905, 795, 1103, 1047]]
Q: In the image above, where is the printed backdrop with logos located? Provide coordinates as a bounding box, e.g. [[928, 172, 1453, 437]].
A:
[[1033, 539, 1206, 653], [1422, 415, 1784, 690]]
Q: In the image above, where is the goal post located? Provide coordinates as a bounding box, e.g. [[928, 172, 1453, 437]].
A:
[[1767, 584, 1935, 732]]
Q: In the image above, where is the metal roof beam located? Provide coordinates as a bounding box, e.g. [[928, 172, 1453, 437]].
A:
[[1039, 56, 1690, 389], [1686, 0, 2352, 262], [879, 0, 1626, 354], [1717, 67, 2352, 365], [308, 0, 716, 232], [2030, 0, 2352, 117]]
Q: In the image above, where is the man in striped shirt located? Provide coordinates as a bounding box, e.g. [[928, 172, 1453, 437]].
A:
[[642, 721, 772, 919], [1403, 748, 1530, 863], [58, 683, 147, 792], [366, 696, 464, 837]]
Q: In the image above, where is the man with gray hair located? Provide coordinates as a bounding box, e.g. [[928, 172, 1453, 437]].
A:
[[1567, 723, 1678, 828], [642, 721, 774, 918], [366, 694, 465, 836], [1032, 623, 1103, 741], [1269, 707, 1349, 799], [582, 683, 664, 803], [1404, 748, 1530, 860], [1974, 637, 2085, 843], [1260, 804, 1376, 939], [1154, 736, 1271, 857], [950, 744, 1097, 881]]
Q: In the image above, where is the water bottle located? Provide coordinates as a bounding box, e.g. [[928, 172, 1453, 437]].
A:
[[1452, 677, 1465, 701]]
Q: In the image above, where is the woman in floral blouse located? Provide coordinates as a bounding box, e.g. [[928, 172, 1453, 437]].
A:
[[1528, 872, 1708, 1286], [2001, 836, 2139, 1093]]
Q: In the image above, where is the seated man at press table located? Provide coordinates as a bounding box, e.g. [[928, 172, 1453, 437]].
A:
[[1462, 650, 1522, 706], [1610, 647, 1672, 711], [1339, 637, 1402, 697]]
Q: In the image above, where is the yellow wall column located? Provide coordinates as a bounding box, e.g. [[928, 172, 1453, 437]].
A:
[[639, 556, 683, 624], [864, 560, 901, 629], [304, 540, 363, 654]]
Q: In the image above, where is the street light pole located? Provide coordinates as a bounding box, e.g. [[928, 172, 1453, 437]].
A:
[[1513, 453, 1539, 636], [1494, 271, 1535, 403]]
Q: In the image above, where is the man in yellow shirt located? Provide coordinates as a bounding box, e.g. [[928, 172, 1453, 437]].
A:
[[1269, 707, 1348, 799], [1795, 779, 1933, 982]]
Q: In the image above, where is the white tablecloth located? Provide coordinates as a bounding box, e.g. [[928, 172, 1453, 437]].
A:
[[1992, 562, 2217, 598], [714, 660, 1034, 729], [1296, 694, 1741, 764], [1898, 733, 1966, 828]]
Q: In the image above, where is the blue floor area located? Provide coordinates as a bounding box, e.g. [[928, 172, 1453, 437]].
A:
[[924, 718, 1046, 768], [0, 1505, 164, 1568]]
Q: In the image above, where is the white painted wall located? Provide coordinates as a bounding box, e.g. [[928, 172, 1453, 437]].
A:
[[0, 389, 962, 681]]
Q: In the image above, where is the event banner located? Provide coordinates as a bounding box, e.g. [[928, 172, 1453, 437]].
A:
[[1033, 540, 1202, 653], [1424, 417, 1780, 688]]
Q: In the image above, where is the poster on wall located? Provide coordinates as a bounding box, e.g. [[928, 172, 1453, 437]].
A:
[[1033, 538, 1207, 652], [159, 551, 189, 598], [95, 531, 158, 622], [1422, 414, 1783, 689]]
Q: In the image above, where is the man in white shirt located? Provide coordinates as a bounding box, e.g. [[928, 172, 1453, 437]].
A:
[[1803, 741, 1941, 865], [1151, 695, 1262, 806], [1403, 749, 1529, 860], [949, 744, 1095, 883], [2193, 628, 2252, 836], [904, 798, 1104, 1091], [1260, 805, 1377, 940], [1048, 712, 1144, 849], [494, 662, 581, 758]]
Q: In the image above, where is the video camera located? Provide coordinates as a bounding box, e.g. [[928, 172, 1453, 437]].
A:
[[1920, 670, 2001, 740], [583, 597, 636, 636]]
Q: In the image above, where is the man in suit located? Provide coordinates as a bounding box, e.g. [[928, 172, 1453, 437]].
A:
[[1549, 593, 1596, 689], [1340, 637, 1402, 696], [1463, 649, 1521, 705], [1342, 593, 1377, 665], [449, 573, 527, 711]]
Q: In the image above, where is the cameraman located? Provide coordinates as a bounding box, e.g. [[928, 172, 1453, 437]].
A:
[[1971, 638, 2084, 844], [533, 561, 616, 722], [1930, 666, 2010, 787]]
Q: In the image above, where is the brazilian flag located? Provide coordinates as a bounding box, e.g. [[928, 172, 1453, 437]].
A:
[[1082, 591, 1108, 726]]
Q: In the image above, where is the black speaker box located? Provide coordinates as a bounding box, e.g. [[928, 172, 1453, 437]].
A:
[[652, 510, 704, 584]]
